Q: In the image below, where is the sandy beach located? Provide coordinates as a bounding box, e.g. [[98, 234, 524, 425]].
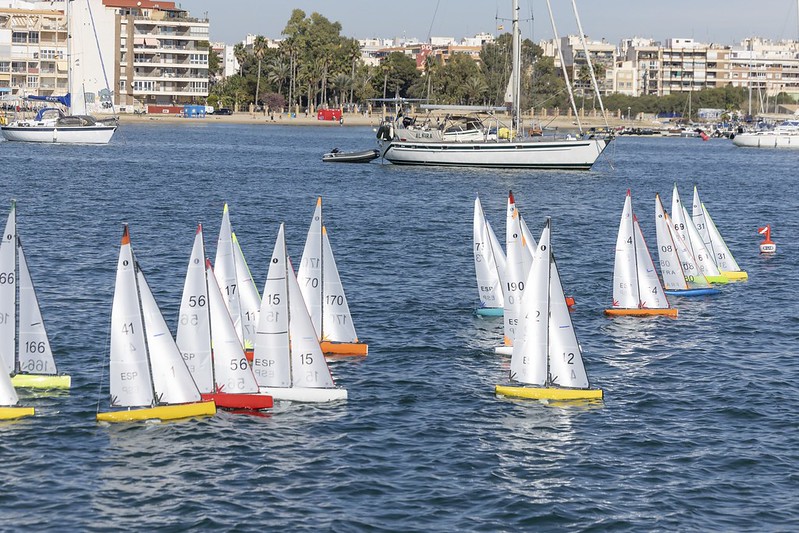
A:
[[115, 109, 631, 131]]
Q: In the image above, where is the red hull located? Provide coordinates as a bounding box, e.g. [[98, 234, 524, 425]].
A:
[[201, 392, 273, 410]]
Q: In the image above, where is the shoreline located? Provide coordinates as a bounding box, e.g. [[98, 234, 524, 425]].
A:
[[114, 111, 630, 131]]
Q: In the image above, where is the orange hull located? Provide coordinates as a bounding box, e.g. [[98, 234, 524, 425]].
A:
[[605, 308, 678, 318], [320, 341, 368, 356], [244, 349, 254, 363]]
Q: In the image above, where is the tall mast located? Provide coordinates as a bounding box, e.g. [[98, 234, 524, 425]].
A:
[[65, 0, 72, 114], [511, 0, 521, 135]]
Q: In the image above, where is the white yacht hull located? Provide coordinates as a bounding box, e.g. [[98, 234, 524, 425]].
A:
[[259, 386, 348, 403], [1, 125, 116, 144], [380, 137, 610, 169], [732, 133, 799, 149]]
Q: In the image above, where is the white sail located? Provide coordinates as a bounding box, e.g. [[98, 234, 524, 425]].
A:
[[298, 197, 324, 338], [503, 192, 527, 345], [520, 215, 538, 259], [108, 229, 155, 408], [509, 221, 550, 386], [473, 197, 504, 308], [0, 363, 18, 405], [692, 187, 741, 272], [252, 224, 291, 388], [611, 192, 639, 308], [671, 185, 722, 278], [670, 211, 712, 288], [206, 261, 260, 394], [214, 204, 243, 342], [655, 194, 689, 291], [322, 227, 358, 343], [0, 204, 16, 374], [175, 226, 213, 394], [633, 216, 669, 309], [682, 204, 722, 277], [17, 242, 57, 375], [547, 226, 589, 388], [486, 218, 507, 290], [288, 259, 336, 389], [137, 269, 201, 405], [232, 232, 260, 350]]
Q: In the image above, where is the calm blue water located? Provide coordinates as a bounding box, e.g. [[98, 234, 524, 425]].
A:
[[1, 124, 797, 531]]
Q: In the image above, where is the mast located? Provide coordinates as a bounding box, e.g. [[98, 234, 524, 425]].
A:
[[66, 0, 73, 115], [511, 0, 521, 135]]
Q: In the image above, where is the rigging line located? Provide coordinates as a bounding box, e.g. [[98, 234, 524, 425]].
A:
[[427, 0, 441, 43]]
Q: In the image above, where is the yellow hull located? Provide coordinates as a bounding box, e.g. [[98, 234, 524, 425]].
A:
[[721, 270, 748, 281], [96, 401, 216, 423], [11, 374, 71, 389], [605, 308, 678, 318], [705, 275, 729, 284], [0, 406, 35, 420], [495, 384, 603, 401], [320, 341, 368, 356]]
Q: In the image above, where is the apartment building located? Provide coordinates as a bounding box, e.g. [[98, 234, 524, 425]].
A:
[[728, 38, 799, 100], [557, 35, 616, 95], [0, 1, 67, 98], [104, 0, 209, 109]]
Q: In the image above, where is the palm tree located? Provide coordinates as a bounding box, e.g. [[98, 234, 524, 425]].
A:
[[233, 43, 247, 74], [464, 77, 488, 105], [253, 36, 267, 109], [330, 73, 351, 108], [267, 57, 289, 97]]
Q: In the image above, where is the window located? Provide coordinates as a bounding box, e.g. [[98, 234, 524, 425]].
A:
[[189, 54, 206, 65], [119, 80, 126, 91], [28, 31, 39, 44], [132, 80, 155, 91], [27, 75, 38, 88], [12, 32, 27, 44], [0, 62, 8, 73]]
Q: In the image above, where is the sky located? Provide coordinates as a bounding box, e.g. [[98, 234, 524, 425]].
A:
[[181, 0, 799, 46]]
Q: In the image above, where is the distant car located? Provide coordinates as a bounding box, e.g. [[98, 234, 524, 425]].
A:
[[215, 108, 232, 115]]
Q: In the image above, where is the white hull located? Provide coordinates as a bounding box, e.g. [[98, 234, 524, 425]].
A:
[[259, 386, 348, 403], [380, 137, 610, 169], [732, 133, 799, 149], [1, 125, 116, 144]]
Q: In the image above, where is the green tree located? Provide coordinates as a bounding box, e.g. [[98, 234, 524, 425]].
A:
[[374, 52, 419, 99]]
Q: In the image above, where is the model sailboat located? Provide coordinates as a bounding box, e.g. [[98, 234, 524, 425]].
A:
[[473, 196, 505, 317], [496, 191, 530, 355], [671, 185, 728, 284], [654, 194, 720, 296], [252, 224, 347, 402], [0, 201, 70, 389], [496, 218, 602, 401], [214, 204, 261, 356], [96, 226, 216, 423], [298, 197, 367, 356], [606, 191, 677, 317], [176, 225, 272, 411], [691, 186, 748, 281]]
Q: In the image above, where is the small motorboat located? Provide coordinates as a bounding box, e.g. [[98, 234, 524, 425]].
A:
[[322, 148, 380, 163]]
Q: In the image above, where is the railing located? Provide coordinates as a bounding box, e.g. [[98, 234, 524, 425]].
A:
[[131, 15, 208, 23]]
